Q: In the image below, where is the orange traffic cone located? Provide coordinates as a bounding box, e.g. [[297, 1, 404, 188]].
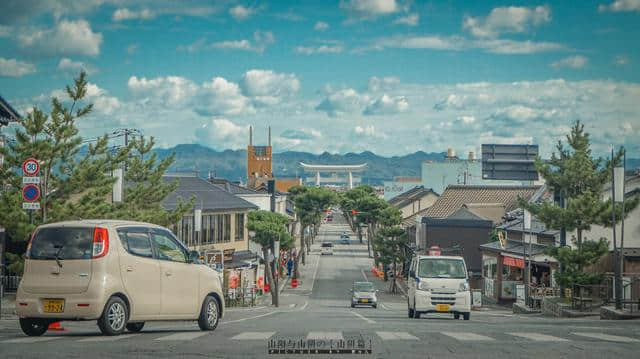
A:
[[48, 321, 64, 331]]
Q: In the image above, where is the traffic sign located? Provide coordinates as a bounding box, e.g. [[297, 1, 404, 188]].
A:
[[22, 202, 41, 210], [22, 158, 40, 177], [23, 177, 40, 184], [22, 184, 40, 202]]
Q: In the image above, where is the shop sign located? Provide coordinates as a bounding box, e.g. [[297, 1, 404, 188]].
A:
[[503, 256, 524, 268]]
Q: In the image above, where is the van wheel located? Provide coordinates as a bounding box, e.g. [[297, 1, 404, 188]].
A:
[[19, 318, 49, 337], [198, 296, 219, 331], [126, 322, 145, 332], [463, 312, 470, 321], [98, 297, 128, 336]]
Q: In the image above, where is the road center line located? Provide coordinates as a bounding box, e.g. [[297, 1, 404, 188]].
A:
[[309, 250, 321, 291], [351, 310, 376, 324], [361, 269, 368, 281]]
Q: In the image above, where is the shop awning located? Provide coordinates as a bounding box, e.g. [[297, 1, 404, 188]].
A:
[[503, 255, 524, 268]]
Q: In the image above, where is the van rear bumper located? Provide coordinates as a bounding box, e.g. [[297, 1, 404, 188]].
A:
[[16, 288, 104, 320], [415, 291, 471, 313]]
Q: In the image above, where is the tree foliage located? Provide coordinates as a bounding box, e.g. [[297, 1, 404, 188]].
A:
[[0, 72, 190, 274], [247, 210, 293, 249], [547, 238, 609, 287]]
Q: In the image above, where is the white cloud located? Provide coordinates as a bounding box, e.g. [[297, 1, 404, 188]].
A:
[[128, 75, 199, 107], [314, 21, 329, 31], [112, 8, 155, 21], [368, 76, 400, 92], [210, 31, 275, 53], [551, 55, 588, 69], [477, 39, 565, 54], [50, 82, 120, 115], [195, 118, 249, 150], [316, 88, 370, 117], [295, 45, 344, 55], [280, 128, 322, 140], [463, 5, 551, 38], [18, 19, 102, 56], [229, 5, 255, 21], [363, 94, 408, 115], [393, 13, 419, 26], [127, 43, 139, 54], [353, 125, 387, 139], [200, 77, 254, 116], [57, 58, 97, 74], [599, 0, 640, 12], [367, 35, 564, 54], [340, 0, 399, 21], [614, 55, 630, 65], [240, 69, 300, 105], [0, 57, 36, 77]]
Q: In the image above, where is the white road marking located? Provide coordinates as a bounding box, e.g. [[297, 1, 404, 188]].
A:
[[377, 332, 418, 340], [2, 337, 62, 344], [298, 301, 309, 311], [508, 333, 569, 342], [77, 334, 141, 342], [154, 332, 210, 341], [309, 252, 321, 291], [379, 303, 391, 310], [572, 332, 640, 343], [289, 304, 296, 308], [360, 269, 368, 281], [231, 332, 275, 340], [351, 310, 376, 324], [441, 332, 494, 341], [307, 332, 343, 340], [224, 310, 278, 324]]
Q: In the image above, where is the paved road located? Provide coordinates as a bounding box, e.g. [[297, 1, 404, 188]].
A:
[[1, 216, 640, 358]]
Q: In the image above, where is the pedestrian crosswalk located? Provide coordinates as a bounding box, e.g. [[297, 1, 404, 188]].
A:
[[1, 330, 639, 344]]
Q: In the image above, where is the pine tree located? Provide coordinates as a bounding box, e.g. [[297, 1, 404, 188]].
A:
[[522, 121, 639, 285]]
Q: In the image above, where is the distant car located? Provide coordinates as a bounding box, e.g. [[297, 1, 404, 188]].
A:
[[321, 242, 334, 255], [351, 281, 378, 308], [326, 217, 333, 222], [339, 234, 350, 244]]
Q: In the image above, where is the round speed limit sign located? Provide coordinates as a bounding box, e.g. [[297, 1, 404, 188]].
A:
[[22, 158, 40, 176]]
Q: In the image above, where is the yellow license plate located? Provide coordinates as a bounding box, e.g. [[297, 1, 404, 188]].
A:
[[436, 304, 450, 312], [361, 299, 368, 303], [43, 299, 65, 313]]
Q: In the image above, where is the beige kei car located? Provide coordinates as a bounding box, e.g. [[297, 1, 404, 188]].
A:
[[16, 220, 225, 336]]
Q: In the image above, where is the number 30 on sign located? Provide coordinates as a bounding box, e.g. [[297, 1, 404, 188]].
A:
[[22, 158, 40, 176]]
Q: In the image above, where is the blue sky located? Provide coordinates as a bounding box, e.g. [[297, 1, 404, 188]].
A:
[[1, 0, 639, 158]]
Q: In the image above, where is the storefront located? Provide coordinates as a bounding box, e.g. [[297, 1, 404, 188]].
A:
[[480, 239, 557, 302]]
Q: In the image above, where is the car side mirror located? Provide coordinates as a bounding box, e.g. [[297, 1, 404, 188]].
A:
[[189, 250, 200, 263]]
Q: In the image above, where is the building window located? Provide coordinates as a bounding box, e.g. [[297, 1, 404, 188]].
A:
[[224, 214, 231, 242], [209, 215, 218, 244], [217, 214, 224, 243], [202, 215, 210, 244], [235, 213, 244, 241]]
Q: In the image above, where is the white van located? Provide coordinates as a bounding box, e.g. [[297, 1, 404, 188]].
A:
[[407, 254, 471, 320], [321, 242, 334, 255]]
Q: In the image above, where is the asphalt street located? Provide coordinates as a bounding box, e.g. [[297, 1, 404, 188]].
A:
[[1, 215, 640, 358]]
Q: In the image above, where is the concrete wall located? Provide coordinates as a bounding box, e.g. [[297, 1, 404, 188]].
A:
[[398, 193, 438, 219]]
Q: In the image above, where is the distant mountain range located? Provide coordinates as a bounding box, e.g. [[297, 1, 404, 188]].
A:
[[154, 144, 640, 185]]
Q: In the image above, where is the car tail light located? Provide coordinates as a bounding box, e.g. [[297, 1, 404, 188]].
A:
[[92, 227, 109, 258]]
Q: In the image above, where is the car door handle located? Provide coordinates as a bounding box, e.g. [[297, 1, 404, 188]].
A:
[[126, 266, 133, 272]]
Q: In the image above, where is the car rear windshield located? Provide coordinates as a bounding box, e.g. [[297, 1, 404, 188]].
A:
[[354, 283, 374, 292], [321, 243, 333, 247], [418, 258, 466, 279], [28, 227, 94, 260]]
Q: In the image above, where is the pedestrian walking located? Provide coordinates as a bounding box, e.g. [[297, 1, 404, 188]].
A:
[[287, 257, 294, 276]]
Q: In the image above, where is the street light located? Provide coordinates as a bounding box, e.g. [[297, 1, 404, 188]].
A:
[[612, 148, 625, 310]]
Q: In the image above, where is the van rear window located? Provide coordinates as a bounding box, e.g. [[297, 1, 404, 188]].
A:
[[28, 227, 93, 260]]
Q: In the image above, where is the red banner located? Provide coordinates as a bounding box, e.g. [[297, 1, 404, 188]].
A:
[[503, 256, 524, 268]]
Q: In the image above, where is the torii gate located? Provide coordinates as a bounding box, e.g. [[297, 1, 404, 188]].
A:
[[300, 162, 367, 189]]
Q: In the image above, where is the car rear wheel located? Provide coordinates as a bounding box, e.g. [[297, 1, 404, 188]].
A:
[[126, 322, 145, 332], [198, 295, 219, 331], [98, 296, 128, 336], [19, 318, 49, 337]]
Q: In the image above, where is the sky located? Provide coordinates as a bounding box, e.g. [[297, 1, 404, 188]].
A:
[[1, 0, 639, 158]]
